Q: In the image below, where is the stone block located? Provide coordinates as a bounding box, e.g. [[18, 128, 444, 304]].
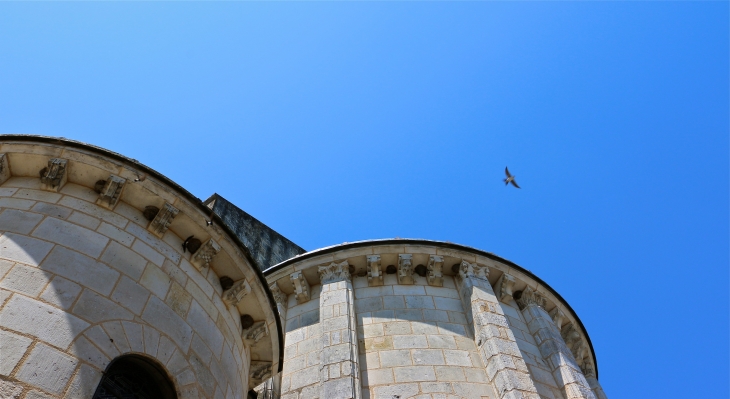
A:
[[0, 329, 32, 375], [73, 289, 134, 323], [405, 295, 435, 309], [0, 208, 43, 234], [362, 368, 394, 387], [379, 349, 412, 367], [422, 309, 450, 323], [142, 296, 193, 350], [63, 364, 102, 399], [40, 246, 119, 296], [187, 300, 224, 356], [110, 276, 151, 315], [371, 383, 419, 399], [394, 309, 424, 322], [426, 334, 457, 349], [69, 335, 110, 370], [0, 294, 89, 348], [0, 197, 36, 210], [433, 297, 463, 312], [139, 262, 171, 299], [290, 365, 320, 390], [16, 343, 79, 395], [394, 365, 435, 383], [0, 263, 53, 297], [143, 325, 161, 357], [122, 321, 145, 353], [97, 222, 134, 246], [443, 349, 472, 367], [33, 217, 109, 258], [58, 196, 128, 228], [67, 210, 101, 230], [435, 365, 466, 382], [393, 335, 428, 349], [383, 321, 412, 336], [412, 349, 445, 366], [0, 232, 53, 266]]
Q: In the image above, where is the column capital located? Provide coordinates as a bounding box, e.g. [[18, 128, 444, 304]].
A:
[[515, 286, 547, 310], [319, 261, 351, 284], [458, 260, 489, 280]]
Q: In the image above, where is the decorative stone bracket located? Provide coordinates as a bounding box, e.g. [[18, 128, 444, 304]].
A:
[[561, 322, 588, 365], [367, 255, 383, 286], [397, 254, 414, 285], [0, 153, 9, 185], [96, 175, 126, 210], [549, 307, 567, 330], [223, 279, 251, 307], [269, 283, 287, 310], [427, 255, 444, 286], [494, 273, 516, 302], [191, 239, 221, 270], [249, 361, 273, 386], [147, 202, 179, 238], [40, 158, 68, 192], [243, 321, 269, 346], [290, 271, 310, 304], [318, 261, 350, 284]]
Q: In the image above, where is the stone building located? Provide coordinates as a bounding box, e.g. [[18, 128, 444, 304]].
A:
[[0, 136, 608, 399]]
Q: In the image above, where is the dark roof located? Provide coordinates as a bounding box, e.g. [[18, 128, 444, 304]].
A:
[[205, 194, 306, 272]]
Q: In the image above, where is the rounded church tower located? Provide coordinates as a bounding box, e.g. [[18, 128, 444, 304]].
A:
[[0, 136, 282, 398], [265, 240, 608, 399]]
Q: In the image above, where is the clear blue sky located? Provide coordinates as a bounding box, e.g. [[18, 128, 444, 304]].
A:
[[0, 3, 727, 397]]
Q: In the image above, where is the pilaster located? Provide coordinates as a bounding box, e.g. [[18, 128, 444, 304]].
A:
[[455, 261, 539, 399], [317, 261, 361, 399], [516, 287, 596, 399]]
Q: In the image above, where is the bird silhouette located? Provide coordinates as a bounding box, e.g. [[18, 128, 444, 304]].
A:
[[504, 167, 520, 188]]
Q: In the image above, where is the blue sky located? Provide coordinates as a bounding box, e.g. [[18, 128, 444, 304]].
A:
[[0, 2, 727, 397]]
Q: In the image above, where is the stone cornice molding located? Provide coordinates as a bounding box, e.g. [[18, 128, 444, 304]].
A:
[[290, 271, 310, 304], [366, 255, 383, 286], [397, 254, 414, 284], [515, 286, 547, 310], [318, 261, 350, 284], [495, 273, 516, 302], [427, 255, 444, 287]]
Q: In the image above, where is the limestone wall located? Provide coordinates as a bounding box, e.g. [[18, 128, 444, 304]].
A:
[[0, 139, 282, 399], [266, 242, 608, 399]]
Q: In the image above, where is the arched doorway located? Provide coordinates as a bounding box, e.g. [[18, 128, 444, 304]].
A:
[[92, 354, 177, 399]]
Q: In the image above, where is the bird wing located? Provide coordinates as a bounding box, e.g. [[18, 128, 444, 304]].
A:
[[505, 166, 511, 177], [511, 179, 520, 189]]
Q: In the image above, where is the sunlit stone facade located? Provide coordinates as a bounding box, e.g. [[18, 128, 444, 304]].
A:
[[0, 136, 607, 399]]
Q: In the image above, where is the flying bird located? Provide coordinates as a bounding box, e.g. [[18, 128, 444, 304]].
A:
[[504, 167, 520, 189]]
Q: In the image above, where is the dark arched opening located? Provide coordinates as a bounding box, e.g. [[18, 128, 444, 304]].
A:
[[92, 354, 177, 399]]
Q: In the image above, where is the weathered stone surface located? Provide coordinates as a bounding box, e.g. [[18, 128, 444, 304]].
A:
[[142, 296, 193, 350], [16, 343, 79, 395], [33, 217, 109, 258], [0, 329, 32, 375], [0, 294, 89, 348], [0, 208, 43, 234], [0, 232, 54, 266], [40, 246, 119, 296]]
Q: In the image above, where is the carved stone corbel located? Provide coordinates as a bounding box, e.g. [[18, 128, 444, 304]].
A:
[[549, 307, 567, 329], [458, 260, 489, 281], [147, 202, 179, 237], [515, 286, 547, 310], [397, 254, 414, 285], [191, 239, 221, 270], [0, 154, 10, 185], [427, 255, 444, 287], [580, 358, 597, 379], [269, 283, 287, 310], [40, 158, 68, 192], [223, 279, 251, 307], [249, 361, 273, 386], [561, 323, 585, 363], [290, 271, 310, 304], [366, 255, 383, 286], [318, 261, 350, 284], [494, 273, 516, 302], [243, 321, 269, 346], [96, 175, 126, 209]]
